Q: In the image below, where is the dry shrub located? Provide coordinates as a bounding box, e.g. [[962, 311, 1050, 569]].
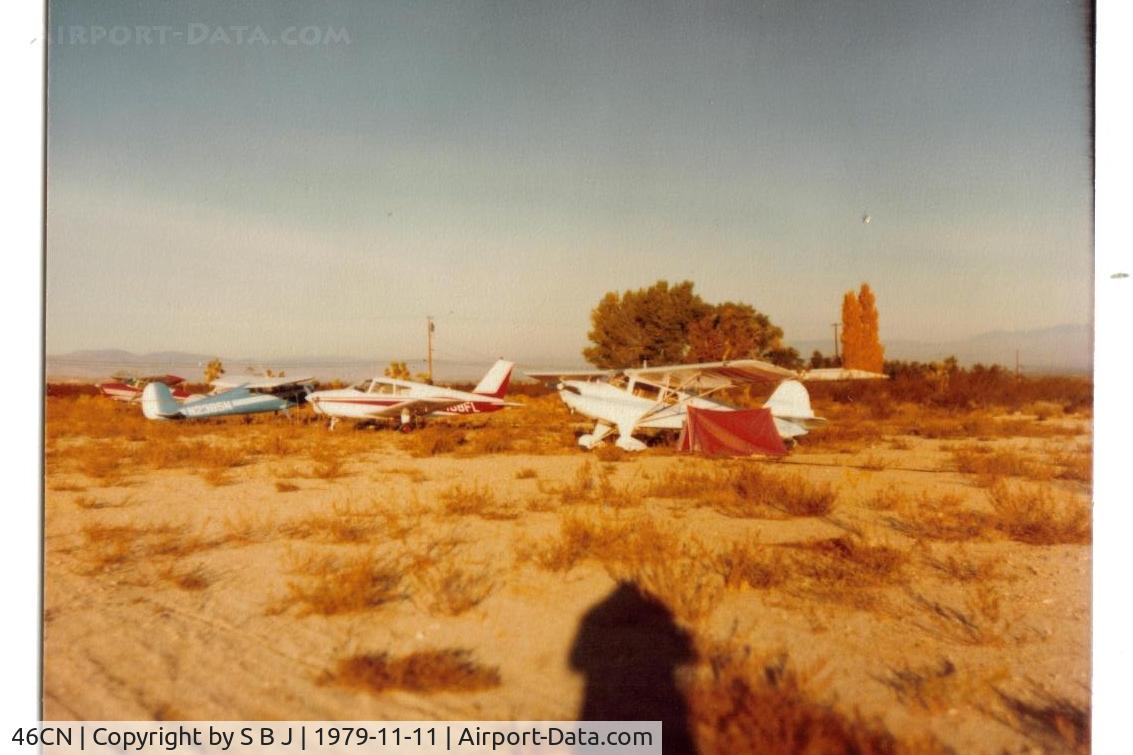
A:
[[440, 484, 519, 520], [306, 448, 347, 480], [553, 462, 637, 508], [515, 467, 538, 480], [381, 466, 428, 483], [408, 426, 463, 457], [81, 521, 213, 573], [531, 512, 679, 573], [1051, 446, 1092, 483], [886, 492, 992, 542], [610, 555, 724, 625], [952, 444, 1049, 481], [161, 563, 211, 591], [859, 453, 887, 471], [645, 465, 835, 518], [76, 454, 129, 486], [712, 542, 787, 590], [731, 466, 837, 518], [987, 481, 1091, 545], [199, 467, 234, 487], [461, 426, 513, 455], [865, 485, 906, 511], [283, 549, 404, 615], [592, 444, 631, 463], [904, 586, 1014, 646], [326, 650, 500, 695], [997, 688, 1089, 755], [643, 467, 726, 499], [1022, 401, 1064, 421], [275, 480, 300, 493], [920, 547, 1000, 582], [878, 658, 964, 713], [418, 563, 494, 616], [74, 495, 121, 510], [786, 537, 909, 590], [281, 501, 384, 543], [687, 649, 946, 755]]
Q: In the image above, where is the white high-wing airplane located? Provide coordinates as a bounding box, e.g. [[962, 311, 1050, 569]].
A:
[[306, 359, 520, 430], [527, 360, 885, 451]]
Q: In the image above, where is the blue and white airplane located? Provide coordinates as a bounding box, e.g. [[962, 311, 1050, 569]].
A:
[[141, 375, 314, 420]]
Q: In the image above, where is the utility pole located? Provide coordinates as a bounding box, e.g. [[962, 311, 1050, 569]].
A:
[[1015, 349, 1020, 378], [426, 316, 435, 384], [832, 323, 840, 363]]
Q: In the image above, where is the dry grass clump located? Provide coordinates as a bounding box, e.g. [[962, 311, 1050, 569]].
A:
[[886, 492, 992, 542], [551, 462, 637, 508], [74, 495, 121, 510], [275, 480, 300, 493], [711, 542, 788, 590], [731, 466, 837, 518], [951, 444, 1049, 482], [877, 658, 967, 713], [325, 649, 500, 695], [996, 688, 1090, 755], [920, 547, 1000, 583], [81, 521, 215, 574], [987, 481, 1091, 545], [417, 563, 495, 616], [530, 512, 679, 573], [381, 466, 428, 483], [644, 465, 836, 518], [904, 586, 1013, 646], [282, 549, 405, 615], [514, 467, 538, 480], [161, 563, 211, 591], [199, 467, 234, 487], [305, 448, 347, 480], [407, 426, 464, 457], [785, 536, 909, 590], [280, 501, 385, 543], [460, 425, 514, 455], [439, 483, 520, 520], [687, 649, 947, 755], [611, 555, 724, 625]]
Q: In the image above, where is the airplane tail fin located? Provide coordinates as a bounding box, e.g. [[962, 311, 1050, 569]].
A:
[[141, 382, 181, 420], [472, 359, 515, 398], [764, 379, 817, 421]]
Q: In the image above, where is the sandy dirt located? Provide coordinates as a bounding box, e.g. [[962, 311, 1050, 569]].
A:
[[42, 397, 1091, 753]]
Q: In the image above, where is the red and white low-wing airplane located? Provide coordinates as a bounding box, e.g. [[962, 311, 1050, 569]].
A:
[[527, 360, 885, 451], [305, 359, 521, 430], [98, 374, 191, 403]]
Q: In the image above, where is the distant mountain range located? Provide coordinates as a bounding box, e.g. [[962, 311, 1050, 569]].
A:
[[45, 324, 1092, 382], [792, 323, 1092, 374]]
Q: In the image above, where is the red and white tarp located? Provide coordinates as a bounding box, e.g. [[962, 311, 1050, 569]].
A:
[[677, 406, 788, 457]]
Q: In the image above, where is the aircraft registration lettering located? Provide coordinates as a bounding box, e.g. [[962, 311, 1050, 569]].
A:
[[446, 401, 480, 414], [186, 401, 234, 416]]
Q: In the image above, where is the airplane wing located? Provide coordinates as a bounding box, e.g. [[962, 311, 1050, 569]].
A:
[[524, 369, 621, 384], [627, 359, 798, 391], [799, 368, 888, 381], [212, 376, 315, 390]]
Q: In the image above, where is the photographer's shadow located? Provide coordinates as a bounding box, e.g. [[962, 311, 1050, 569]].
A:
[[569, 582, 697, 754]]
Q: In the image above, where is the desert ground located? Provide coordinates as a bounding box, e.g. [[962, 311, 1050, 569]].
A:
[[42, 385, 1091, 754]]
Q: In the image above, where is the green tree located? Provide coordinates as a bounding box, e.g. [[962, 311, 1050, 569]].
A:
[[583, 280, 712, 368], [686, 301, 792, 364]]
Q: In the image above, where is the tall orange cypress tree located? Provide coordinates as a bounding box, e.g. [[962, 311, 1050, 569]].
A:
[[840, 291, 861, 368], [857, 283, 884, 372]]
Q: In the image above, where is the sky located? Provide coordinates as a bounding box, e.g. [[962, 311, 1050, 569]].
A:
[[45, 0, 1094, 365]]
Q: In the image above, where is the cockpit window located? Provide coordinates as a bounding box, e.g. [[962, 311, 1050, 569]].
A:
[[353, 379, 374, 392]]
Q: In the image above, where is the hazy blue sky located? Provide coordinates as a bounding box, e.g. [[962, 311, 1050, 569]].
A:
[[46, 0, 1093, 364]]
